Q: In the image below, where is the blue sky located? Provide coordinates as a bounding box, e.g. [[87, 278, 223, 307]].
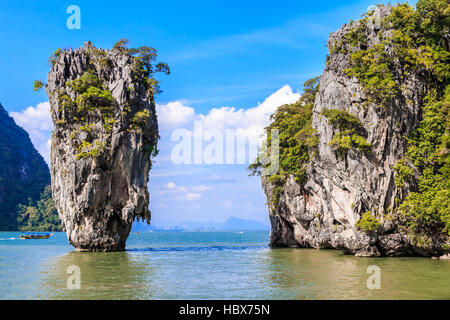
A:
[[0, 0, 416, 227]]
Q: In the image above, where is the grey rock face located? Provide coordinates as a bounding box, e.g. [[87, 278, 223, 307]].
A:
[[262, 6, 440, 257], [46, 42, 158, 251]]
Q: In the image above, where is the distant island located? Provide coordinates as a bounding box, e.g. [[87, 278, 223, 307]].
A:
[[132, 217, 270, 232]]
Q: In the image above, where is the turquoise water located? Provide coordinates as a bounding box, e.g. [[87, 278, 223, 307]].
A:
[[0, 231, 449, 300]]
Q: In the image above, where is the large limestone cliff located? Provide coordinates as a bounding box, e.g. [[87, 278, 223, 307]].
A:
[[262, 4, 450, 257], [46, 42, 159, 251]]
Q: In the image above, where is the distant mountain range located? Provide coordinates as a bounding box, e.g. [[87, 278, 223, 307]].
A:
[[132, 216, 270, 232]]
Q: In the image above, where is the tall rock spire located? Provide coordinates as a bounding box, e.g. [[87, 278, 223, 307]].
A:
[[46, 42, 162, 251]]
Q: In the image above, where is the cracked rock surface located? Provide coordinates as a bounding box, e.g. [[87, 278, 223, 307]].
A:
[[46, 42, 158, 251], [262, 6, 447, 257]]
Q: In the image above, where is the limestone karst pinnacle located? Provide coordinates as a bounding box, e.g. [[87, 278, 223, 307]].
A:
[[46, 41, 160, 251]]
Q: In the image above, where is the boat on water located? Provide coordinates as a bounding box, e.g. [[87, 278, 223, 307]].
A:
[[19, 232, 54, 240]]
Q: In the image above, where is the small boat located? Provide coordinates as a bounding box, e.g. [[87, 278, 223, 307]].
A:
[[20, 232, 54, 240]]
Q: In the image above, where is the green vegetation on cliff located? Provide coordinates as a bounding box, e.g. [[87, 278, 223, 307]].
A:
[[49, 40, 169, 161], [248, 77, 320, 207], [340, 0, 449, 109], [254, 1, 449, 249], [328, 0, 450, 245], [356, 211, 382, 235], [17, 185, 61, 232], [0, 104, 50, 231], [373, 0, 450, 243], [321, 108, 371, 157], [331, 0, 450, 244], [397, 86, 450, 240]]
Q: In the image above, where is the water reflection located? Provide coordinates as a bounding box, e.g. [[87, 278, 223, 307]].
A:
[[39, 251, 156, 299], [263, 248, 450, 299], [17, 232, 450, 300]]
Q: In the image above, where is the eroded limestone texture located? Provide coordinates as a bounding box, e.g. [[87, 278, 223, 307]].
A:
[[262, 6, 448, 257], [46, 42, 158, 251]]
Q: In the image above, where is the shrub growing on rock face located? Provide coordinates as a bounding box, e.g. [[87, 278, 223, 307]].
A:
[[339, 0, 450, 109], [334, 0, 450, 249], [131, 109, 150, 133], [67, 70, 103, 94], [48, 48, 62, 67], [398, 86, 450, 239], [248, 77, 321, 208], [356, 211, 381, 235], [51, 40, 170, 162], [248, 77, 320, 182], [322, 108, 371, 157], [33, 80, 43, 91]]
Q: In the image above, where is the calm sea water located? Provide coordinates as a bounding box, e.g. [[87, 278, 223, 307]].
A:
[[0, 231, 449, 300]]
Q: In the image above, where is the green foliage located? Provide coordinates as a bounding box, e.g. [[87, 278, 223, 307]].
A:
[[248, 77, 320, 207], [268, 174, 286, 186], [57, 93, 77, 112], [144, 145, 159, 158], [113, 38, 130, 51], [344, 43, 399, 107], [0, 104, 50, 230], [398, 85, 450, 238], [341, 0, 450, 108], [33, 80, 43, 92], [249, 77, 320, 181], [322, 108, 371, 157], [75, 141, 106, 160], [98, 57, 111, 70], [329, 131, 371, 156], [53, 40, 167, 162], [272, 186, 284, 208], [48, 48, 62, 67], [62, 70, 114, 120], [356, 211, 381, 234], [102, 117, 116, 132], [67, 70, 103, 94], [131, 109, 150, 132], [17, 185, 61, 232], [393, 159, 414, 187], [75, 86, 115, 114], [321, 108, 364, 131], [112, 38, 170, 96], [58, 69, 114, 160]]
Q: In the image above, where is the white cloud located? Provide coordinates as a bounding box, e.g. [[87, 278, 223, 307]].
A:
[[9, 85, 301, 170], [165, 182, 176, 189], [156, 85, 300, 164], [192, 185, 210, 192], [159, 182, 210, 202], [156, 85, 300, 134], [10, 102, 52, 163], [156, 101, 196, 130], [222, 200, 233, 208], [186, 193, 202, 201]]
